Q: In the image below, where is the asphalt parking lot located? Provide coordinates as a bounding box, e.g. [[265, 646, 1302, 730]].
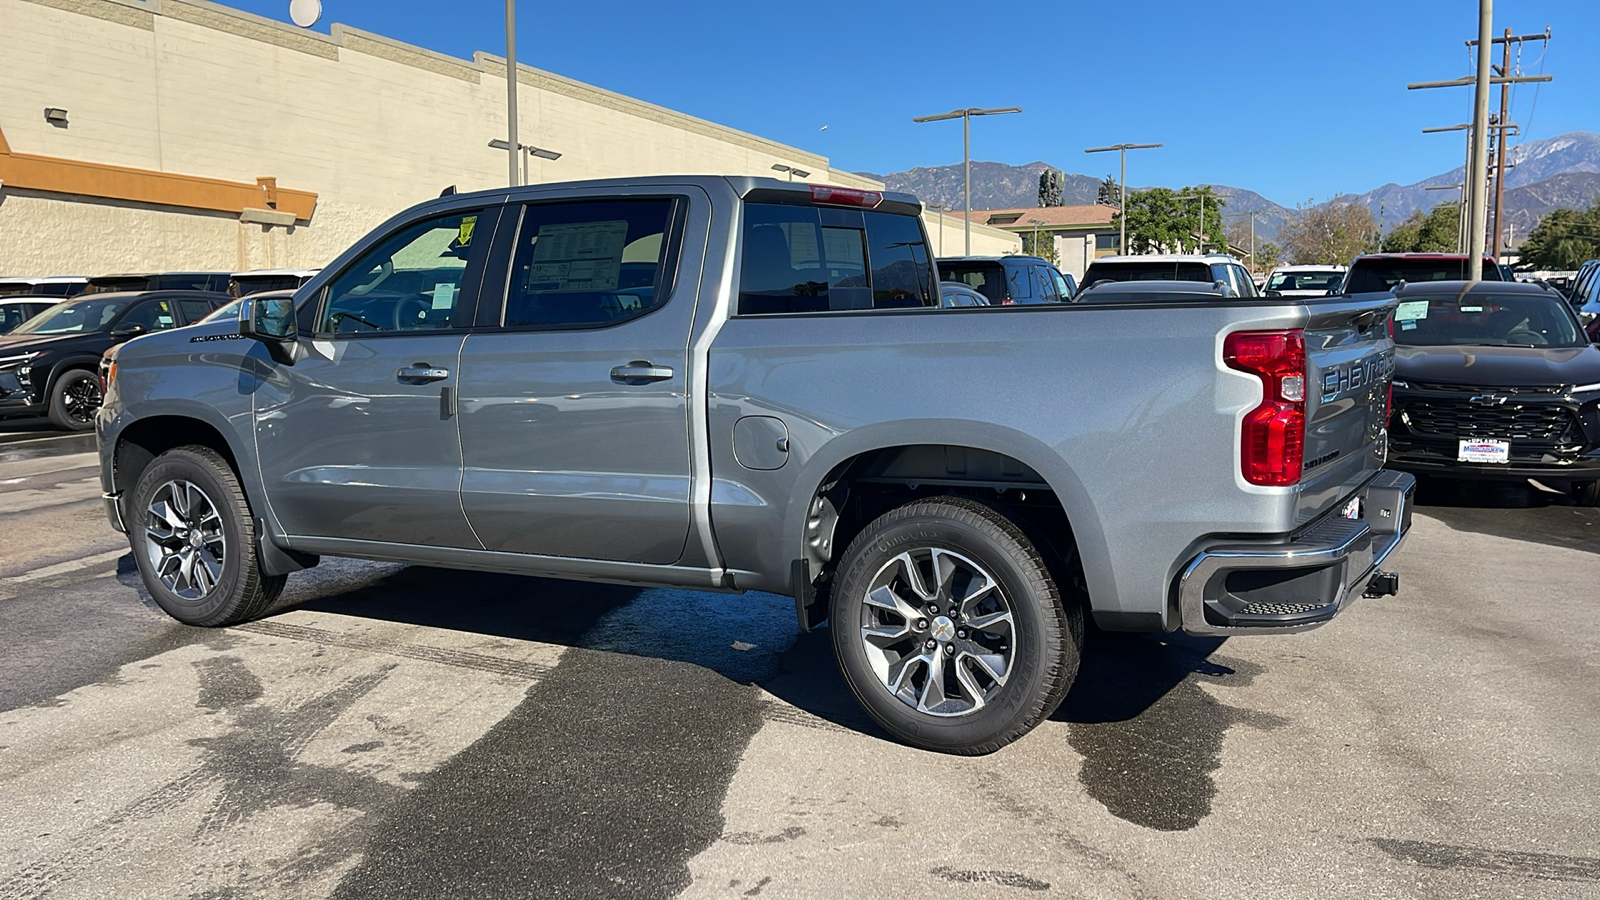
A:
[[1, 423, 1597, 900]]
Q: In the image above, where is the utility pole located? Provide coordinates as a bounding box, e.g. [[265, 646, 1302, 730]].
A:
[[1472, 27, 1551, 259], [914, 107, 1022, 255], [1085, 143, 1161, 256], [1408, 5, 1551, 281]]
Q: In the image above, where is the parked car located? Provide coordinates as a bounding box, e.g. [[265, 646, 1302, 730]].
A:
[[0, 290, 229, 430], [1566, 259, 1600, 326], [1263, 265, 1347, 297], [80, 272, 232, 295], [1074, 279, 1244, 303], [0, 276, 89, 298], [0, 298, 59, 334], [936, 255, 1075, 304], [228, 268, 321, 298], [1080, 253, 1259, 297], [97, 176, 1410, 754], [937, 282, 991, 308], [1386, 281, 1600, 505], [1343, 253, 1505, 294]]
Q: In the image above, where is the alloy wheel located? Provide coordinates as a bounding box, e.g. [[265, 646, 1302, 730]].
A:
[[143, 480, 227, 601], [62, 375, 103, 426], [858, 547, 1015, 717]]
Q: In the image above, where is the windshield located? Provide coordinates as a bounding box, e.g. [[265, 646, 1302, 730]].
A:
[[1267, 270, 1343, 292], [1346, 258, 1504, 293], [1082, 261, 1214, 286], [10, 297, 133, 334], [200, 299, 242, 323], [937, 262, 1007, 304], [1393, 292, 1586, 348]]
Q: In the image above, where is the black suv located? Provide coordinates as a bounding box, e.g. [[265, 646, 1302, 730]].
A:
[[937, 255, 1076, 304], [0, 291, 228, 430], [1386, 281, 1600, 504]]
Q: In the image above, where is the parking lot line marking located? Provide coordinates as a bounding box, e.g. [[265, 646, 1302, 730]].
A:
[[234, 620, 559, 680], [2, 548, 127, 584]]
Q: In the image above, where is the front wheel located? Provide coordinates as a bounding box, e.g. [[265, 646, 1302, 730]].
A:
[[129, 445, 286, 626], [47, 368, 102, 431], [830, 496, 1082, 755], [1575, 480, 1600, 507]]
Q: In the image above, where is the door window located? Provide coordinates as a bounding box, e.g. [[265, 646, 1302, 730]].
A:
[[176, 298, 219, 323], [319, 210, 485, 335], [501, 199, 677, 328], [739, 205, 933, 313], [1051, 268, 1075, 299], [118, 300, 179, 331], [1006, 264, 1034, 302], [1034, 266, 1058, 301]]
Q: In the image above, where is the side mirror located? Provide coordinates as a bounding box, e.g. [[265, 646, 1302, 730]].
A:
[[239, 294, 300, 364], [109, 323, 146, 341]]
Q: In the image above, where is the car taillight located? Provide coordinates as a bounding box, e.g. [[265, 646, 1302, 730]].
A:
[[1224, 329, 1306, 487], [809, 185, 882, 208]]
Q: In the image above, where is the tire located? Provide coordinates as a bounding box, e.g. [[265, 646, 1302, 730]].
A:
[[128, 445, 285, 626], [1575, 480, 1600, 507], [830, 496, 1082, 755], [46, 368, 102, 432]]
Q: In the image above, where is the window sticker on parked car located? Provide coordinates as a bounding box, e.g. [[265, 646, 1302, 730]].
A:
[[1395, 300, 1429, 321], [527, 220, 629, 293]]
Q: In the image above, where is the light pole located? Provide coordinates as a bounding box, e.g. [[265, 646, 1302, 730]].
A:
[[1027, 218, 1044, 259], [1176, 192, 1230, 254], [913, 106, 1022, 255], [489, 139, 561, 185], [1084, 143, 1161, 256], [771, 163, 811, 182], [503, 0, 519, 187], [928, 203, 950, 256]]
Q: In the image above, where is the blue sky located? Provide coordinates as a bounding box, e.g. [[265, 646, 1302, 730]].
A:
[[223, 0, 1595, 206]]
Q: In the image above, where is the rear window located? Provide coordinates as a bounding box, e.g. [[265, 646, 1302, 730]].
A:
[[230, 275, 302, 297], [1267, 270, 1344, 293], [1082, 260, 1215, 286], [1345, 258, 1504, 293], [937, 262, 1007, 305], [739, 204, 933, 314]]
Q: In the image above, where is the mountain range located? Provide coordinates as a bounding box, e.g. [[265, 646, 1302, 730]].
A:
[[860, 132, 1600, 247]]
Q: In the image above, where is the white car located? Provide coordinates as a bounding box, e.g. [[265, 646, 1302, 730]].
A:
[[1263, 265, 1347, 297]]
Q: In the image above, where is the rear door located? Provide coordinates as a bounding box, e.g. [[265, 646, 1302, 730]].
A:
[[454, 190, 706, 565]]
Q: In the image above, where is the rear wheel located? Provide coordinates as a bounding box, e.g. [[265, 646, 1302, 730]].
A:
[[47, 368, 102, 431], [830, 496, 1081, 755], [1575, 480, 1600, 507], [129, 445, 285, 626]]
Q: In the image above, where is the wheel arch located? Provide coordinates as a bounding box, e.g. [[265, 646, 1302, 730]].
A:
[[784, 421, 1115, 627]]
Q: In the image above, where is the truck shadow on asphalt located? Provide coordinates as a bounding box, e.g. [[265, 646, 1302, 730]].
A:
[[281, 565, 1273, 832], [1413, 476, 1600, 556]]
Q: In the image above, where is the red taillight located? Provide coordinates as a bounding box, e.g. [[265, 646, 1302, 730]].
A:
[[1224, 329, 1306, 487], [809, 185, 882, 208]]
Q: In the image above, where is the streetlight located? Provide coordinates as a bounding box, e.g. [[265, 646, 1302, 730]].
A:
[[1026, 218, 1044, 258], [913, 106, 1022, 255], [1084, 142, 1161, 256], [771, 163, 811, 182], [503, 0, 519, 187], [489, 139, 561, 185], [1175, 192, 1230, 254], [928, 202, 950, 256]]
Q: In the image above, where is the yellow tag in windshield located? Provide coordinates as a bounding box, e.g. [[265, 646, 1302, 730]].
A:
[[458, 216, 477, 247]]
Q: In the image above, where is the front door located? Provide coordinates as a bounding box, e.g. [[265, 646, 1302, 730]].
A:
[[254, 207, 493, 548], [456, 193, 703, 565]]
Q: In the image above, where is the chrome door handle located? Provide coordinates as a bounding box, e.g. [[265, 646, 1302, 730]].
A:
[[610, 361, 674, 384], [398, 364, 450, 383]]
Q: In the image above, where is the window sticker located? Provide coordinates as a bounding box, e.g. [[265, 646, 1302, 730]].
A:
[[1400, 321, 1417, 331], [1395, 300, 1429, 321], [526, 220, 629, 293], [1460, 305, 1483, 313], [431, 283, 457, 310]]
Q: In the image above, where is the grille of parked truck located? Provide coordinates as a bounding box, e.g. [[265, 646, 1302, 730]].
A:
[[95, 177, 1413, 754]]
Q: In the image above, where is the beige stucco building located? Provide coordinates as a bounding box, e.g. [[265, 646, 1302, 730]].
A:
[[0, 0, 1017, 277]]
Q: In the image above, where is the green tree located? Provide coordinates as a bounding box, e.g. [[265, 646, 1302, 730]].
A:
[[1254, 241, 1283, 273], [1020, 229, 1058, 263], [1279, 200, 1378, 265], [1381, 203, 1459, 253], [1113, 185, 1227, 254], [1096, 175, 1121, 208], [1519, 201, 1600, 270]]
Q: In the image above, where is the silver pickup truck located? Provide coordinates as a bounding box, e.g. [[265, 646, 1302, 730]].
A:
[[96, 176, 1413, 754]]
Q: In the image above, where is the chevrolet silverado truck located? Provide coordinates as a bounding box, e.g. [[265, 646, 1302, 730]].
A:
[[96, 176, 1413, 754]]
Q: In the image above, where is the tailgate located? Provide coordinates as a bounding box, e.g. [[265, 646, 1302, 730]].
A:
[[1297, 295, 1398, 525]]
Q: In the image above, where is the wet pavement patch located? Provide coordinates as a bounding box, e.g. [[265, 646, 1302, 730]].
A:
[[1054, 633, 1286, 831], [1371, 838, 1600, 882], [331, 648, 768, 900]]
